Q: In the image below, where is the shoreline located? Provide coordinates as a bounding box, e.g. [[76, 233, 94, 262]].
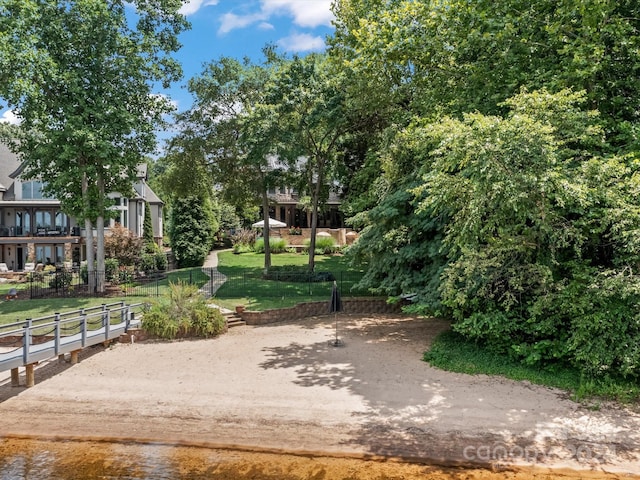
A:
[[0, 314, 638, 476]]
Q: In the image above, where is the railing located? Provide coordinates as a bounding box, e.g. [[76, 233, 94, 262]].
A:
[[209, 269, 371, 300], [18, 267, 369, 301], [0, 302, 145, 372], [0, 225, 80, 237]]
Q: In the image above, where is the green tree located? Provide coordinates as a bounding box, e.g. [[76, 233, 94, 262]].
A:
[[266, 53, 350, 271], [165, 54, 283, 271], [0, 0, 188, 291], [417, 89, 640, 377], [143, 201, 154, 246], [169, 196, 216, 268], [332, 0, 640, 147]]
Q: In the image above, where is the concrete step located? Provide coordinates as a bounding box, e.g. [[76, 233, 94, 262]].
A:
[[225, 313, 246, 328]]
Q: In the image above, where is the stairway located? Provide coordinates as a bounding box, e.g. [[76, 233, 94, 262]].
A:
[[225, 312, 246, 328]]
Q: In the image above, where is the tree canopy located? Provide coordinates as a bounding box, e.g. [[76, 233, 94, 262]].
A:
[[0, 0, 188, 290], [330, 0, 640, 378]]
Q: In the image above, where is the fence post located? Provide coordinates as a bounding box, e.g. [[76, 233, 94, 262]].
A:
[[104, 309, 111, 341], [81, 309, 87, 347], [23, 319, 32, 365], [125, 305, 130, 330], [54, 313, 61, 356]]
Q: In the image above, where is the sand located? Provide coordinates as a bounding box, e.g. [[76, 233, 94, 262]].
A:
[[0, 314, 638, 477]]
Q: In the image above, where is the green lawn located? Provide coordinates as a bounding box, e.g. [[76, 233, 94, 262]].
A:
[[0, 253, 364, 324], [212, 251, 367, 311], [0, 267, 208, 325]]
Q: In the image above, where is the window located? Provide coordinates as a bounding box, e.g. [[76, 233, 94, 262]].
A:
[[110, 196, 128, 228], [15, 211, 30, 236], [35, 211, 52, 229], [35, 245, 53, 264], [21, 181, 53, 200]]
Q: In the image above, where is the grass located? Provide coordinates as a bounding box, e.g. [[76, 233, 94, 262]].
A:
[[424, 330, 640, 404], [0, 267, 208, 325], [213, 251, 367, 311]]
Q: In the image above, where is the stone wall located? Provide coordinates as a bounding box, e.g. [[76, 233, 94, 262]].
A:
[[277, 228, 354, 247], [239, 297, 406, 326]]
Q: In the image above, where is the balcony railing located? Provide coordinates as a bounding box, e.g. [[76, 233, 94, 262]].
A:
[[0, 225, 81, 238]]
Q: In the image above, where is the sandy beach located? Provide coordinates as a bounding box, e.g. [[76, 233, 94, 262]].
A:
[[0, 314, 638, 477]]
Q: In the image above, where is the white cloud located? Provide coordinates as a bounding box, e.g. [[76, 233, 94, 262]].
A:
[[0, 109, 20, 125], [262, 0, 334, 28], [219, 12, 266, 35], [277, 32, 325, 52], [217, 0, 333, 35], [179, 0, 219, 16], [258, 21, 275, 31]]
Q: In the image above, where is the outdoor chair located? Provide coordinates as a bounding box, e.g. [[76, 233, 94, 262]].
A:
[[24, 263, 35, 272], [0, 263, 9, 273]]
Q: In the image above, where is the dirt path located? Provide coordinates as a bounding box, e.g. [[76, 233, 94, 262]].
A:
[[0, 314, 638, 476]]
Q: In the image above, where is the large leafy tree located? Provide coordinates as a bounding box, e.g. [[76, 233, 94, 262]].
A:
[[165, 55, 282, 271], [331, 0, 640, 376], [0, 0, 188, 291], [266, 53, 350, 272], [333, 0, 640, 142], [417, 89, 640, 376]]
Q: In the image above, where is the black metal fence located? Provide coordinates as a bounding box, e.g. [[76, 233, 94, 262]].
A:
[[23, 267, 369, 301], [208, 268, 371, 300], [25, 269, 188, 299]]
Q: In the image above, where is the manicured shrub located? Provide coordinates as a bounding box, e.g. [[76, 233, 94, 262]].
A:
[[48, 271, 72, 289], [254, 237, 287, 253], [105, 258, 120, 283], [141, 281, 226, 339], [303, 236, 338, 254], [140, 253, 156, 274]]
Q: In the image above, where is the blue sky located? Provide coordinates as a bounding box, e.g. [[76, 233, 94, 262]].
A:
[[1, 0, 336, 144], [170, 0, 335, 114]]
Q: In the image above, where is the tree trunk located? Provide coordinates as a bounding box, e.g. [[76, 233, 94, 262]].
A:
[[262, 190, 271, 273], [308, 159, 325, 273], [82, 171, 96, 291], [96, 215, 105, 293], [95, 175, 106, 293], [84, 217, 95, 291]]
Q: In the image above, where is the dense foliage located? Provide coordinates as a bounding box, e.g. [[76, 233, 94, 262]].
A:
[[332, 0, 640, 379]]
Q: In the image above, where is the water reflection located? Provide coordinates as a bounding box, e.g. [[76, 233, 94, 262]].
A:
[[0, 438, 631, 480]]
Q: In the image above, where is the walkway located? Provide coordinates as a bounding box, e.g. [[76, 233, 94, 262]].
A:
[[199, 249, 229, 301]]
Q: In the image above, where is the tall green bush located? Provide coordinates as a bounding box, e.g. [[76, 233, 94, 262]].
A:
[[169, 196, 216, 267]]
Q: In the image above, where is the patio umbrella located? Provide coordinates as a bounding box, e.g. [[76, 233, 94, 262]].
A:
[[251, 218, 287, 228], [329, 281, 343, 347]]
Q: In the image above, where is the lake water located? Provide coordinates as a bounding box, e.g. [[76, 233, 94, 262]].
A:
[[0, 438, 629, 480]]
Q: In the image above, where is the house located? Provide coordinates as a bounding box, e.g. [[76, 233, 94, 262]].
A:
[[266, 184, 344, 229], [0, 143, 163, 271], [262, 155, 344, 229]]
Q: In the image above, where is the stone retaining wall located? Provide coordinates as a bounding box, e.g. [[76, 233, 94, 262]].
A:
[[239, 297, 406, 326]]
